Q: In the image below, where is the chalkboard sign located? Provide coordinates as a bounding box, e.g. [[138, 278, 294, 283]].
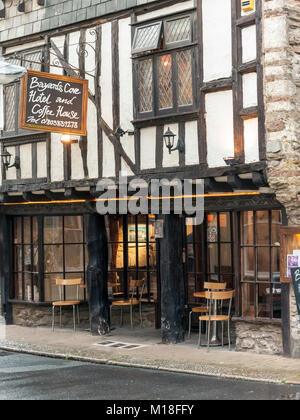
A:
[[291, 267, 300, 316], [19, 70, 88, 136]]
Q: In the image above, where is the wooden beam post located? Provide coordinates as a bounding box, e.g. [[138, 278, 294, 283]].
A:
[[159, 214, 185, 344], [85, 214, 110, 336]]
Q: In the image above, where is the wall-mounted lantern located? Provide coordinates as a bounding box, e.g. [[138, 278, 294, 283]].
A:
[[60, 135, 80, 145], [115, 127, 135, 137], [163, 127, 184, 155], [1, 149, 20, 170]]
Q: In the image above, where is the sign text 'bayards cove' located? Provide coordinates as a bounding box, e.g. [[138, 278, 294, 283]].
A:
[[19, 70, 88, 136]]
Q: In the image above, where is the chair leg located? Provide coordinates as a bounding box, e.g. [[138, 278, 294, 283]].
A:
[[77, 306, 80, 325], [198, 319, 202, 348], [221, 321, 224, 348], [207, 320, 211, 351], [139, 302, 142, 327], [228, 319, 231, 351], [60, 306, 62, 328], [188, 311, 192, 339], [120, 307, 123, 327], [130, 305, 133, 329], [52, 306, 55, 331], [73, 305, 76, 332]]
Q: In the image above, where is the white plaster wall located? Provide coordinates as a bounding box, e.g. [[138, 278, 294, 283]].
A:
[[140, 126, 156, 170], [87, 99, 99, 179], [71, 143, 84, 180], [242, 25, 257, 63], [136, 1, 194, 22], [244, 117, 259, 163], [20, 144, 32, 179], [163, 123, 179, 168], [36, 142, 47, 179], [68, 31, 80, 74], [243, 72, 258, 108], [51, 133, 64, 182], [206, 90, 234, 168], [100, 23, 113, 128], [50, 35, 65, 75], [202, 0, 232, 82], [102, 133, 115, 178], [185, 120, 199, 165], [85, 27, 97, 96]]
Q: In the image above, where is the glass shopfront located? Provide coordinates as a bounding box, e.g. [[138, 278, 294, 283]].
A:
[[185, 209, 282, 320], [11, 214, 158, 305]]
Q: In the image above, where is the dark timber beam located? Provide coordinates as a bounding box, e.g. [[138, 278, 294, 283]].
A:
[[85, 214, 110, 336], [159, 214, 185, 344]]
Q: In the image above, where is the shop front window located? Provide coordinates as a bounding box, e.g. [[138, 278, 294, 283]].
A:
[[107, 215, 158, 302], [240, 210, 282, 319], [185, 212, 234, 305]]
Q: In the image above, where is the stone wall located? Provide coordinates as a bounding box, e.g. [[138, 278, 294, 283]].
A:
[[11, 302, 156, 329], [235, 321, 283, 355], [264, 0, 300, 357]]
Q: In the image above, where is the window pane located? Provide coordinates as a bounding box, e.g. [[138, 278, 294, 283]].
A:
[[257, 247, 270, 282], [64, 216, 83, 243], [133, 22, 162, 53], [14, 273, 23, 301], [4, 85, 15, 132], [256, 211, 269, 245], [65, 245, 83, 272], [176, 49, 193, 106], [220, 243, 232, 273], [23, 50, 43, 71], [44, 274, 60, 302], [158, 54, 173, 109], [257, 283, 271, 318], [107, 216, 123, 242], [14, 217, 22, 244], [241, 211, 254, 244], [14, 245, 23, 273], [272, 210, 282, 245], [219, 213, 231, 242], [242, 282, 255, 318], [241, 247, 255, 281], [207, 213, 218, 242], [165, 16, 192, 44], [44, 216, 63, 243], [23, 217, 31, 244], [44, 245, 63, 273], [207, 243, 218, 274], [138, 58, 153, 113], [272, 284, 282, 318]]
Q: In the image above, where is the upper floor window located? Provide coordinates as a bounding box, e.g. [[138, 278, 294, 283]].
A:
[[1, 49, 43, 137], [132, 13, 197, 120]]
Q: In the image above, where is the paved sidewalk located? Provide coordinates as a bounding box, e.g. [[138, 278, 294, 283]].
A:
[[1, 325, 300, 384]]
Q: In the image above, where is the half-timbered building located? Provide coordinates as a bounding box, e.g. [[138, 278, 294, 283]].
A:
[[0, 0, 299, 356]]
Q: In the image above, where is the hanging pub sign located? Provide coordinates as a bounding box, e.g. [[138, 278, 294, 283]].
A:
[[19, 70, 88, 136]]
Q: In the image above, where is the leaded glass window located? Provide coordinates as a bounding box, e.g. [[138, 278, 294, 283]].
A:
[[138, 58, 153, 113], [4, 85, 16, 132], [165, 16, 192, 45], [132, 13, 196, 119], [158, 55, 173, 110], [132, 22, 162, 54], [177, 49, 193, 106]]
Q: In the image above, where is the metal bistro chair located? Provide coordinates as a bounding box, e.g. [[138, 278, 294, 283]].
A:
[[52, 278, 82, 332], [198, 290, 235, 351], [188, 282, 227, 339], [110, 279, 146, 328]]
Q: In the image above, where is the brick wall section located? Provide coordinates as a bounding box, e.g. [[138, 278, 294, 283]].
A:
[[264, 0, 300, 357], [0, 0, 161, 43]]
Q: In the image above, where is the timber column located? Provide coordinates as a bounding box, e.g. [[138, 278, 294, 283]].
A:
[[159, 215, 185, 344], [85, 214, 110, 335]]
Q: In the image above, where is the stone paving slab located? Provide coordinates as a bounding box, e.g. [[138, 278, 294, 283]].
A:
[[1, 325, 300, 384]]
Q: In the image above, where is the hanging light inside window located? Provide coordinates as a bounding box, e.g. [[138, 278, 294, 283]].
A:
[[17, 0, 25, 13], [0, 0, 5, 18]]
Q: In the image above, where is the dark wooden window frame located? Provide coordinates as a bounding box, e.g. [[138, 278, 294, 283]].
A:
[[1, 46, 46, 140], [132, 11, 198, 121]]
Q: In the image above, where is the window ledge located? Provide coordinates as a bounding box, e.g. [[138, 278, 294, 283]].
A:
[[232, 316, 282, 325], [132, 109, 200, 128]]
